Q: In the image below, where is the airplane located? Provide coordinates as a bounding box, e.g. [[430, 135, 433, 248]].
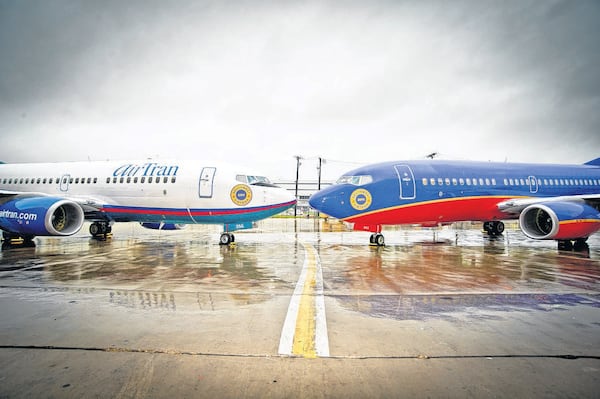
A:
[[0, 159, 296, 247], [309, 158, 600, 250]]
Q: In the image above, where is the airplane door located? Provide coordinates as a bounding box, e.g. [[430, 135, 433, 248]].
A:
[[199, 167, 216, 198], [528, 175, 538, 193], [60, 174, 70, 192], [394, 165, 416, 199]]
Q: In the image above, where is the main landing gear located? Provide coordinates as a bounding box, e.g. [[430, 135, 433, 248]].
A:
[[483, 221, 504, 236], [369, 233, 385, 247], [558, 238, 589, 252], [90, 221, 112, 240], [219, 233, 235, 246], [1, 231, 35, 249]]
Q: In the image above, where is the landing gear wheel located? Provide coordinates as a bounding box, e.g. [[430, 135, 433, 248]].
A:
[[90, 222, 112, 240], [484, 221, 504, 236], [369, 233, 385, 247], [558, 240, 573, 251], [574, 239, 589, 252], [219, 233, 235, 246], [89, 223, 101, 236]]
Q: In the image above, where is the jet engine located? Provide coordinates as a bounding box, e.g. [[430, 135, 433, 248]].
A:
[[519, 201, 600, 240], [140, 222, 186, 230], [0, 196, 85, 236]]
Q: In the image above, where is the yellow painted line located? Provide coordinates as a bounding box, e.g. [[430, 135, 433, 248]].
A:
[[292, 244, 318, 357], [278, 242, 329, 358]]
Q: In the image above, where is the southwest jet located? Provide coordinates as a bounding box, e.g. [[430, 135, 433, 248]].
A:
[[0, 160, 296, 246], [309, 158, 600, 250]]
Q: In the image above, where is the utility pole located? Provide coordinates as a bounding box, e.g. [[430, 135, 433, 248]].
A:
[[317, 157, 323, 191], [316, 157, 325, 219], [294, 155, 302, 217]]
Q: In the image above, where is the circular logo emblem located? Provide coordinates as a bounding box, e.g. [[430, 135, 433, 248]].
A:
[[230, 184, 252, 206], [350, 189, 372, 211]]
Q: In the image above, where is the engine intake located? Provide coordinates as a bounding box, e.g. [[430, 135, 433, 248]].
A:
[[519, 201, 600, 240], [0, 196, 85, 236]]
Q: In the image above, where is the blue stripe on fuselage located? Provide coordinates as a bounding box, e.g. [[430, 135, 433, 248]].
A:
[[100, 200, 296, 224]]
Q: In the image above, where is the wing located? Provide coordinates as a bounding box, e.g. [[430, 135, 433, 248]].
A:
[[0, 189, 106, 214], [497, 194, 600, 216]]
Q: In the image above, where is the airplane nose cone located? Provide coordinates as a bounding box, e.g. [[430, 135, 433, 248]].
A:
[[309, 188, 335, 216], [308, 191, 324, 210]]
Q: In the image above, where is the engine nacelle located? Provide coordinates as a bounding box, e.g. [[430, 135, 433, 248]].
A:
[[519, 201, 600, 240], [140, 222, 186, 230], [0, 196, 85, 236]]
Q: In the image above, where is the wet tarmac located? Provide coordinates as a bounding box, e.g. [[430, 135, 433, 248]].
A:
[[0, 219, 599, 398]]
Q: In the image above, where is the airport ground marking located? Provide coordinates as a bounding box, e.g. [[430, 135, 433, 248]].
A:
[[278, 242, 329, 358]]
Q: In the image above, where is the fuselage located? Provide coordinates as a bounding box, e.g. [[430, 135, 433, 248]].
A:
[[0, 160, 296, 225], [309, 160, 600, 229]]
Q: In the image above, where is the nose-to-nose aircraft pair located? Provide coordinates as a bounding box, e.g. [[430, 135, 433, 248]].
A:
[[1, 157, 599, 250]]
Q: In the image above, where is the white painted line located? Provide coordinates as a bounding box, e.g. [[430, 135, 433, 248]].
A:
[[278, 242, 329, 357]]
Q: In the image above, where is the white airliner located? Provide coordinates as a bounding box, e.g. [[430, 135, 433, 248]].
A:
[[0, 160, 296, 246]]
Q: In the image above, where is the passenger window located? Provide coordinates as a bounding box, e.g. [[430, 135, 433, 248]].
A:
[[113, 177, 117, 183], [141, 177, 145, 183], [422, 178, 428, 186], [479, 178, 484, 186], [171, 176, 176, 183], [452, 178, 457, 186], [148, 177, 153, 183], [106, 177, 110, 183], [127, 177, 131, 183], [163, 176, 168, 183], [459, 178, 464, 185], [485, 178, 491, 186], [437, 178, 443, 186], [120, 177, 124, 183], [430, 178, 436, 186], [133, 177, 138, 183], [466, 178, 471, 185]]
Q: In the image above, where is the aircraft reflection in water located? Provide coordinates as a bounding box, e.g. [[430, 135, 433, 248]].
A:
[[325, 242, 600, 321], [0, 237, 295, 312]]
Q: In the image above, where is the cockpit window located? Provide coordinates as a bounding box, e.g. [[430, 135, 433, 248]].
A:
[[335, 175, 373, 186], [236, 174, 276, 187]]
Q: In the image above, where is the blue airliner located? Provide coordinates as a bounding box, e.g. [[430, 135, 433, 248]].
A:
[[309, 158, 600, 250]]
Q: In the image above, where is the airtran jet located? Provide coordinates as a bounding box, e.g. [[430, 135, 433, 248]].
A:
[[0, 160, 296, 246], [309, 158, 600, 250]]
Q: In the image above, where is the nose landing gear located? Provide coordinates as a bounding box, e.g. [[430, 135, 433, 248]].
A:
[[369, 233, 385, 247], [219, 233, 235, 246]]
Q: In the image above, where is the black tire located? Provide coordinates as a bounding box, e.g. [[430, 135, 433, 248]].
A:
[[494, 221, 505, 235], [219, 233, 231, 245], [375, 234, 385, 246], [90, 223, 100, 236]]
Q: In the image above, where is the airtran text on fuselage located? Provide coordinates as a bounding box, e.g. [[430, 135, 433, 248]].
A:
[[113, 163, 179, 178]]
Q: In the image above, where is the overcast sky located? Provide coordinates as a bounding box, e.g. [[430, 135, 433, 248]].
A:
[[1, 0, 599, 181]]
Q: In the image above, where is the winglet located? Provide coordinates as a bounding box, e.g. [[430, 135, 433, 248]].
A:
[[584, 157, 600, 166]]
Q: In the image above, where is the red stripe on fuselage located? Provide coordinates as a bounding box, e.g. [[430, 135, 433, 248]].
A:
[[556, 220, 600, 240], [344, 196, 515, 226]]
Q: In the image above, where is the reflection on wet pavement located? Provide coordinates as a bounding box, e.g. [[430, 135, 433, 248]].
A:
[[0, 219, 599, 356]]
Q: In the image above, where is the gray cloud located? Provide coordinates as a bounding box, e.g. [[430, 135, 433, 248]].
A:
[[0, 0, 599, 179]]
